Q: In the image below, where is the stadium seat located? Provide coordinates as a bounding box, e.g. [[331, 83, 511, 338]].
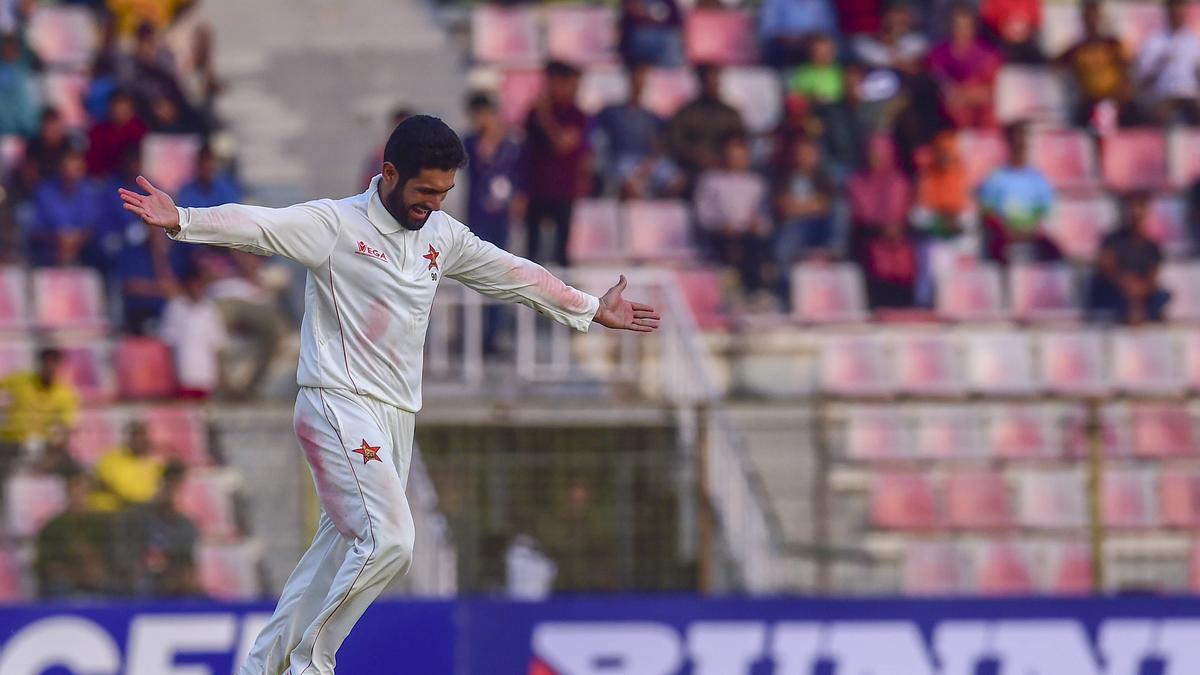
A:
[[1145, 195, 1189, 258], [1044, 196, 1119, 263], [721, 67, 783, 135], [674, 268, 731, 331], [116, 336, 176, 400], [578, 65, 628, 114], [995, 66, 1067, 124], [1027, 129, 1098, 191], [546, 5, 616, 64], [69, 407, 125, 467], [1130, 403, 1197, 458], [818, 334, 893, 396], [471, 5, 541, 65], [0, 266, 29, 332], [27, 6, 97, 69], [1038, 330, 1109, 396], [5, 472, 66, 537], [1103, 469, 1158, 529], [1016, 469, 1088, 528], [1038, 4, 1081, 57], [1102, 130, 1168, 192], [963, 331, 1037, 395], [59, 341, 114, 403], [497, 69, 544, 127], [32, 267, 105, 332], [1168, 128, 1200, 187], [1063, 403, 1131, 460], [142, 134, 201, 196], [957, 129, 1007, 189], [684, 9, 756, 65], [1009, 262, 1079, 322], [1048, 542, 1094, 595], [1161, 472, 1200, 528], [893, 333, 964, 396], [0, 545, 26, 602], [642, 68, 698, 119], [902, 543, 964, 595], [623, 200, 694, 262], [0, 339, 32, 378], [142, 406, 210, 466], [197, 541, 261, 600], [1112, 2, 1167, 54], [1184, 331, 1200, 390], [946, 472, 1013, 529], [844, 405, 914, 461], [1111, 329, 1185, 395], [870, 473, 940, 530], [914, 405, 982, 459], [175, 468, 239, 538], [974, 541, 1035, 595], [935, 262, 1006, 321], [1160, 262, 1200, 321], [40, 72, 89, 128], [791, 263, 868, 324], [987, 404, 1060, 459], [567, 199, 623, 265], [0, 135, 24, 184]]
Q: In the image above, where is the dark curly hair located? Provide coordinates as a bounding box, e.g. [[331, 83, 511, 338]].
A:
[[383, 114, 467, 185]]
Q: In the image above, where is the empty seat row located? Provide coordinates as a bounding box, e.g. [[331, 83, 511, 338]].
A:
[[0, 266, 106, 334], [568, 199, 696, 266], [902, 539, 1094, 596]]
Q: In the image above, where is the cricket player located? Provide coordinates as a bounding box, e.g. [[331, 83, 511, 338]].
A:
[[119, 115, 660, 674]]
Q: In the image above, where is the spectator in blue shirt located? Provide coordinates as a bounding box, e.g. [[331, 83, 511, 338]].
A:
[[593, 63, 666, 194], [978, 122, 1061, 264], [760, 0, 838, 68], [31, 149, 105, 267], [176, 146, 241, 209], [619, 0, 684, 67], [0, 34, 38, 137]]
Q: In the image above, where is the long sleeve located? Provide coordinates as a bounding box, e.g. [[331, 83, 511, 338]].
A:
[[169, 199, 342, 268], [443, 218, 599, 333]]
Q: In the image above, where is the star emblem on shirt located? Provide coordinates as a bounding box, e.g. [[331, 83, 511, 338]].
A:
[[423, 244, 440, 270], [354, 439, 382, 464]]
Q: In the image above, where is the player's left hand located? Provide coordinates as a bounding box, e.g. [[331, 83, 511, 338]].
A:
[[594, 275, 660, 333]]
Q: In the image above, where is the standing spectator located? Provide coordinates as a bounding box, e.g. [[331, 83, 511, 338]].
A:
[[464, 92, 521, 251], [978, 122, 1060, 264], [667, 65, 746, 180], [927, 3, 1002, 129], [86, 91, 147, 176], [0, 348, 78, 478], [858, 220, 919, 309], [520, 61, 589, 266], [113, 462, 201, 598], [90, 420, 164, 512], [160, 266, 227, 398], [1133, 0, 1200, 126], [618, 0, 684, 68], [694, 135, 771, 297], [1087, 192, 1171, 325], [912, 130, 977, 303], [758, 0, 837, 69], [1057, 1, 1137, 129], [34, 470, 115, 599], [177, 146, 241, 209], [0, 34, 38, 137], [773, 136, 837, 273], [593, 63, 666, 194], [360, 106, 412, 189], [853, 3, 928, 72], [846, 136, 911, 238], [980, 0, 1042, 64], [32, 149, 105, 266], [890, 73, 955, 175], [789, 33, 845, 106]]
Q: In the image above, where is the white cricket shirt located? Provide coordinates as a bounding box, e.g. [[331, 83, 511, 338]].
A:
[[169, 175, 600, 412]]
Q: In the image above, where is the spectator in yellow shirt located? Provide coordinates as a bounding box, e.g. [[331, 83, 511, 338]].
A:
[[0, 349, 79, 467], [90, 420, 164, 512], [107, 0, 195, 36]]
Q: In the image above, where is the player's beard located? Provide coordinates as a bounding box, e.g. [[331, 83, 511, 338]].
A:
[[383, 185, 431, 231]]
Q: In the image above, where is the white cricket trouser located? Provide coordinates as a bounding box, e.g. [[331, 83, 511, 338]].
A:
[[240, 387, 416, 675]]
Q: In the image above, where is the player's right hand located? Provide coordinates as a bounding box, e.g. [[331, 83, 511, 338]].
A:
[[118, 175, 181, 232]]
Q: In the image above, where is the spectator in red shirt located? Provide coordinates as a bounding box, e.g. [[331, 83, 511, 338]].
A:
[[847, 136, 911, 236], [86, 91, 146, 176], [980, 0, 1043, 63], [927, 3, 1002, 128]]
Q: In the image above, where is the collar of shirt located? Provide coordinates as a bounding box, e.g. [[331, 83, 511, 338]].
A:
[[365, 174, 407, 235]]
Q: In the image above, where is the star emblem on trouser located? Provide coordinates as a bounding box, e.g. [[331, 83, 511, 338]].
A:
[[354, 439, 382, 464]]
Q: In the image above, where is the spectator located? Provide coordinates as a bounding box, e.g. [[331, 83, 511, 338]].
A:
[[23, 109, 76, 181], [108, 0, 196, 36], [32, 149, 105, 266], [927, 3, 1002, 129], [0, 34, 38, 137], [890, 73, 955, 175], [1133, 0, 1200, 126], [758, 0, 837, 69], [0, 348, 78, 469], [980, 0, 1042, 64], [1088, 192, 1171, 325], [31, 424, 82, 478], [619, 136, 686, 200], [912, 132, 976, 304], [667, 64, 746, 179], [86, 90, 147, 176], [146, 91, 202, 134], [35, 469, 115, 599], [177, 146, 241, 209], [618, 0, 684, 68], [90, 420, 164, 512], [978, 122, 1060, 264], [769, 93, 822, 173], [835, 0, 883, 37], [1057, 1, 1138, 129], [361, 106, 412, 189], [773, 136, 837, 275], [847, 136, 911, 238], [694, 135, 772, 297], [789, 33, 845, 106], [593, 63, 666, 194], [464, 92, 521, 251], [116, 23, 192, 126], [858, 219, 919, 309], [853, 3, 928, 72], [161, 266, 227, 398], [823, 62, 904, 169], [520, 60, 589, 266], [113, 462, 201, 598]]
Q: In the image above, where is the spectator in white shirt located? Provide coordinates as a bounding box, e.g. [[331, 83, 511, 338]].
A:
[[1134, 0, 1200, 125], [853, 4, 929, 73], [694, 135, 771, 297], [160, 266, 226, 399]]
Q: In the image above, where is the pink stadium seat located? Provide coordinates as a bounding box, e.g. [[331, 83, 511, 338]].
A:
[[59, 342, 114, 403], [142, 134, 200, 196], [674, 268, 730, 331], [721, 67, 783, 134], [0, 135, 24, 183], [0, 339, 33, 378], [1009, 263, 1078, 322], [1028, 130, 1097, 190], [69, 407, 124, 467], [578, 65, 628, 114], [893, 333, 964, 396], [935, 262, 1006, 321], [1103, 469, 1157, 529], [1161, 472, 1200, 528], [1145, 196, 1189, 258], [27, 6, 98, 69], [642, 68, 698, 119], [1039, 4, 1081, 57], [567, 199, 622, 265], [1044, 196, 1118, 262], [975, 541, 1035, 595], [1169, 128, 1200, 187], [1160, 263, 1200, 321], [1049, 542, 1093, 595], [546, 5, 616, 64], [988, 405, 1060, 459], [915, 405, 981, 459], [1039, 330, 1109, 396], [903, 543, 964, 595], [497, 69, 544, 127], [964, 331, 1037, 395], [1112, 329, 1184, 395], [0, 546, 25, 602], [143, 406, 210, 466], [1114, 2, 1167, 54], [1063, 404, 1130, 460], [792, 263, 868, 324], [946, 472, 1013, 529], [957, 129, 1007, 189], [623, 200, 693, 262], [0, 266, 29, 332], [1131, 403, 1196, 458], [1184, 332, 1200, 389], [870, 473, 940, 530], [197, 541, 261, 600], [5, 472, 66, 537], [684, 9, 756, 65], [1102, 130, 1167, 191], [819, 334, 893, 396], [1017, 469, 1088, 528], [845, 406, 914, 461], [32, 267, 105, 332], [471, 5, 541, 65], [995, 66, 1067, 124], [175, 469, 238, 538], [41, 72, 89, 128], [116, 337, 176, 400]]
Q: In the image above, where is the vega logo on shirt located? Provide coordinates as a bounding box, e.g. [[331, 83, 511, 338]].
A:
[[355, 241, 390, 263]]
